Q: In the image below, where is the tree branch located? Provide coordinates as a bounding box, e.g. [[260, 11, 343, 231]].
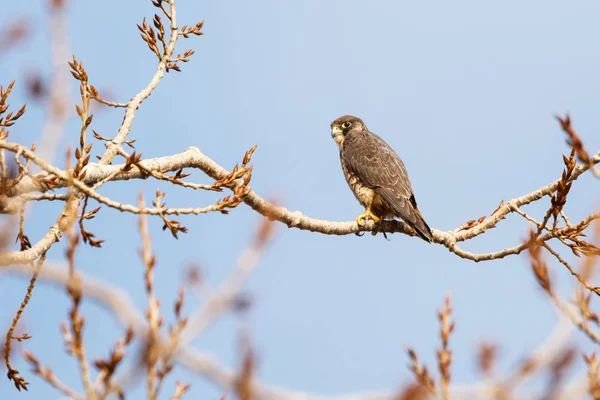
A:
[[2, 144, 599, 267]]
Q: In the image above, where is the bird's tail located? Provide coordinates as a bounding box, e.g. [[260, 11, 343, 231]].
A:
[[376, 188, 434, 243], [411, 207, 433, 243]]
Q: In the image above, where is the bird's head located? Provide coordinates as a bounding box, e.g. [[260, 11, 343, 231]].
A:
[[330, 115, 365, 145]]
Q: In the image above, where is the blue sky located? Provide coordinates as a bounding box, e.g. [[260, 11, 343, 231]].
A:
[[2, 0, 600, 399]]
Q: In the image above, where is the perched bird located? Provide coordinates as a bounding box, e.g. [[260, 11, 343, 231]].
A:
[[330, 115, 433, 242]]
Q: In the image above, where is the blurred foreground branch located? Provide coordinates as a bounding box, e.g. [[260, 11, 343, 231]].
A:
[[2, 260, 589, 400]]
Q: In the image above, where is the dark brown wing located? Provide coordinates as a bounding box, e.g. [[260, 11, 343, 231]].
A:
[[342, 129, 432, 242]]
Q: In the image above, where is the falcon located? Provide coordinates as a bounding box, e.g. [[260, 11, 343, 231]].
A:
[[330, 115, 433, 242]]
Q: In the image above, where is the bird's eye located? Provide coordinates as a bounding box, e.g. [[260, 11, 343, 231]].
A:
[[341, 121, 352, 129]]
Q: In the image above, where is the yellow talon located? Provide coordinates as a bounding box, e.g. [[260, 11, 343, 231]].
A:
[[356, 208, 380, 225]]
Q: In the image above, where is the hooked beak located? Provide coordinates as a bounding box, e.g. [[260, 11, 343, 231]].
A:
[[331, 125, 343, 138]]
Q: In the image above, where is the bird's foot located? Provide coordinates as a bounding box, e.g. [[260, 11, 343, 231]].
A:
[[356, 211, 380, 226], [370, 230, 389, 239]]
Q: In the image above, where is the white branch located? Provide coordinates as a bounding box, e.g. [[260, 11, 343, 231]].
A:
[[2, 144, 599, 267]]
